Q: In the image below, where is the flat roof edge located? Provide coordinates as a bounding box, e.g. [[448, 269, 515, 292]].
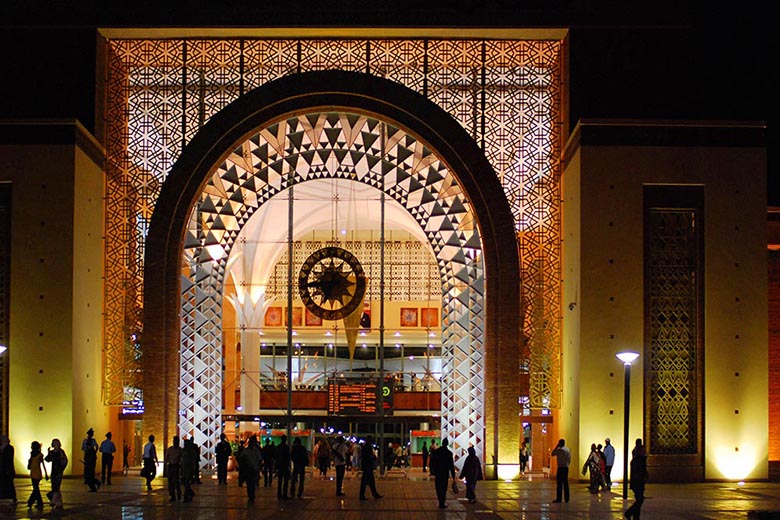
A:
[[98, 27, 568, 40]]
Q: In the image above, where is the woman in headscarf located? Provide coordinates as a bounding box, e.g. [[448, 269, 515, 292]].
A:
[[44, 438, 67, 511], [458, 446, 483, 504]]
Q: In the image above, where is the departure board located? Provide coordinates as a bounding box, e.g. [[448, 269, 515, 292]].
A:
[[328, 381, 378, 415]]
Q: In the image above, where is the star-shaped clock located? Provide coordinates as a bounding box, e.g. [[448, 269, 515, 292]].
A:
[[298, 246, 367, 321]]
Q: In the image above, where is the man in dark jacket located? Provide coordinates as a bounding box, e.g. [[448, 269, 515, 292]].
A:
[[165, 436, 183, 502], [181, 438, 199, 502], [261, 439, 275, 487], [275, 435, 291, 500], [238, 436, 261, 503], [290, 437, 308, 498], [358, 436, 382, 500], [429, 438, 456, 509], [215, 434, 232, 485]]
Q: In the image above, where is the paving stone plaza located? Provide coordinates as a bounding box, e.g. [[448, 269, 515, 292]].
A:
[[2, 469, 779, 519]]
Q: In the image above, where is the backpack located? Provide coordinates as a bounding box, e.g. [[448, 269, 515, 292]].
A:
[[333, 443, 344, 462]]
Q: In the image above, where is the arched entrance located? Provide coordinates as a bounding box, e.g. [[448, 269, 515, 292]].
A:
[[144, 71, 521, 476]]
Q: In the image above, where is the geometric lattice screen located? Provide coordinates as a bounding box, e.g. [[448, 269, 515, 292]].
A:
[[646, 208, 701, 454], [182, 113, 484, 468], [104, 37, 563, 415]]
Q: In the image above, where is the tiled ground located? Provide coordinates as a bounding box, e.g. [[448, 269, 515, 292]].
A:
[[1, 468, 779, 519]]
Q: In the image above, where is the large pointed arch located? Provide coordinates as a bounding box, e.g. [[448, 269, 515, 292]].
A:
[[144, 70, 521, 475]]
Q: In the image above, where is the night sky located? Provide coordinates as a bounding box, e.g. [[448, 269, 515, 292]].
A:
[[1, 2, 776, 202]]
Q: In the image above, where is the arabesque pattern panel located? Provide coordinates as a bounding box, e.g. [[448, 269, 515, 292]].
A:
[[647, 210, 699, 454], [104, 37, 563, 443]]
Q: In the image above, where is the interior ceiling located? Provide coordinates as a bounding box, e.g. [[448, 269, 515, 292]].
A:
[[224, 178, 441, 347], [235, 178, 430, 247], [224, 177, 433, 288]]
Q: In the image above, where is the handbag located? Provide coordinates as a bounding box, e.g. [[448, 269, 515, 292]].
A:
[[451, 479, 459, 494]]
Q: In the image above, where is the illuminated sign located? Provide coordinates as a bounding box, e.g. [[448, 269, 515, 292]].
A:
[[328, 381, 378, 415], [327, 378, 394, 415], [382, 379, 394, 413], [119, 399, 144, 419]]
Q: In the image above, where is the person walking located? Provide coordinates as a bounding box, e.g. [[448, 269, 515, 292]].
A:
[[519, 442, 529, 475], [332, 435, 348, 496], [122, 440, 131, 475], [190, 441, 202, 485], [27, 441, 48, 510], [316, 438, 330, 478], [0, 435, 16, 501], [165, 436, 183, 502], [383, 442, 394, 472], [351, 440, 361, 472], [551, 438, 571, 503], [142, 434, 158, 491], [358, 436, 382, 500], [276, 434, 291, 500], [421, 441, 429, 472], [100, 432, 116, 485], [458, 446, 483, 504], [603, 437, 615, 489], [261, 438, 275, 487], [44, 438, 67, 511], [624, 439, 648, 519], [82, 428, 100, 492], [181, 438, 198, 502], [429, 438, 456, 509], [215, 433, 232, 485], [290, 437, 308, 498], [238, 436, 261, 503]]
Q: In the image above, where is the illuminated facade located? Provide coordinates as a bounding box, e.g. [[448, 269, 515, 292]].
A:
[[104, 32, 563, 477], [0, 25, 771, 483]]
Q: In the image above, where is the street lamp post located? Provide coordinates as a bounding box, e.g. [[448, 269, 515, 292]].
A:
[[616, 351, 639, 500]]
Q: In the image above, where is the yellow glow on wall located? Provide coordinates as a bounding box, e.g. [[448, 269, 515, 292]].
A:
[[496, 463, 520, 481], [714, 444, 758, 480]]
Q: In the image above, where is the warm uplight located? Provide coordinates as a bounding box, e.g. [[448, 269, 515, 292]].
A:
[[715, 445, 757, 480], [497, 464, 520, 480], [616, 351, 640, 365]]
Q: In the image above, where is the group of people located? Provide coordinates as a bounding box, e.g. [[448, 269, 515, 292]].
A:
[[551, 436, 648, 519], [162, 435, 202, 502], [229, 434, 373, 502], [223, 433, 482, 509], [80, 428, 119, 492], [0, 430, 486, 512], [0, 428, 129, 512], [0, 434, 68, 511], [581, 437, 615, 493], [382, 441, 411, 470]]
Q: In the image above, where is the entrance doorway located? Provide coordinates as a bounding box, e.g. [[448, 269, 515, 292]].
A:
[[179, 112, 485, 468]]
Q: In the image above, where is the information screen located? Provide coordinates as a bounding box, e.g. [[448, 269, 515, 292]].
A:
[[328, 381, 379, 415]]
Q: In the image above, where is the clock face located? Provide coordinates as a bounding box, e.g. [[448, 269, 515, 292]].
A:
[[298, 246, 367, 321]]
